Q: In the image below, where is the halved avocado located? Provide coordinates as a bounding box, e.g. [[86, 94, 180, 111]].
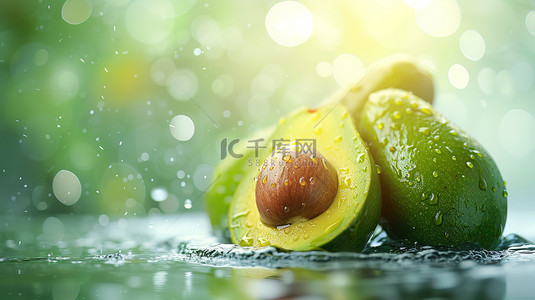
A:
[[229, 105, 381, 251], [358, 89, 507, 249], [205, 126, 275, 241], [206, 55, 433, 242]]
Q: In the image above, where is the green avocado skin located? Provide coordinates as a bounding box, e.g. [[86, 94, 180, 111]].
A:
[[358, 89, 507, 249]]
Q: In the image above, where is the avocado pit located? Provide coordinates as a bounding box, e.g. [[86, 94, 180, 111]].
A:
[[255, 147, 338, 227]]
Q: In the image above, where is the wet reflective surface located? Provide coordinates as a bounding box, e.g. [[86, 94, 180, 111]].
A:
[[2, 213, 535, 299]]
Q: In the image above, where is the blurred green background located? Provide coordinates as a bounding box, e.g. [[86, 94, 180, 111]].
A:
[[1, 0, 534, 230]]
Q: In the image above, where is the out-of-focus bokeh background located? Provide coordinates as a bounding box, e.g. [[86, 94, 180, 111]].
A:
[[1, 0, 534, 230]]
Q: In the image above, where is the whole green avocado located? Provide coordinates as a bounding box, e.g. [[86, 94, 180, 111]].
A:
[[358, 89, 507, 249]]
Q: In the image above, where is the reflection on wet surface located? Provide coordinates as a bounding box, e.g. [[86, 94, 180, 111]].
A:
[[1, 213, 535, 299]]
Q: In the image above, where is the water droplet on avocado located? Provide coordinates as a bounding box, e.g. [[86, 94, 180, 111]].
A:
[[340, 122, 345, 128], [283, 206, 290, 213], [503, 191, 508, 198], [421, 193, 427, 201], [393, 111, 402, 119], [433, 158, 437, 163], [435, 149, 441, 154], [377, 122, 384, 129], [434, 135, 440, 141], [449, 130, 458, 136], [322, 159, 328, 170], [334, 136, 342, 143], [470, 154, 475, 160], [444, 231, 450, 238], [262, 175, 267, 184], [343, 176, 352, 188], [434, 211, 443, 225], [342, 111, 348, 119], [356, 153, 365, 163], [420, 107, 433, 116], [452, 156, 457, 161], [479, 176, 487, 191], [283, 155, 291, 162], [428, 193, 438, 205], [284, 179, 289, 186], [432, 171, 438, 178], [314, 127, 322, 135], [299, 177, 306, 186], [466, 161, 474, 168], [376, 165, 382, 174], [390, 146, 396, 152], [279, 118, 286, 124], [405, 108, 413, 114], [492, 186, 496, 192], [418, 127, 430, 136], [391, 123, 399, 130], [271, 182, 276, 188]]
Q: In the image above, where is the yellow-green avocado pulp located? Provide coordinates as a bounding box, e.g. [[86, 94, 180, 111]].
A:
[[229, 105, 381, 251]]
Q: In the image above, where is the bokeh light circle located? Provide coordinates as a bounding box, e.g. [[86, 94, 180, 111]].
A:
[[499, 109, 535, 157], [415, 0, 460, 37], [332, 54, 364, 89], [265, 1, 314, 47], [52, 170, 82, 206], [125, 0, 175, 44], [169, 115, 195, 141], [62, 0, 92, 25], [526, 11, 535, 36], [448, 64, 469, 89], [167, 69, 198, 101], [459, 30, 486, 61]]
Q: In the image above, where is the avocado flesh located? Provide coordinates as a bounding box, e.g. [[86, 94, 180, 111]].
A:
[[229, 105, 381, 251], [205, 126, 275, 241], [358, 89, 507, 249]]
